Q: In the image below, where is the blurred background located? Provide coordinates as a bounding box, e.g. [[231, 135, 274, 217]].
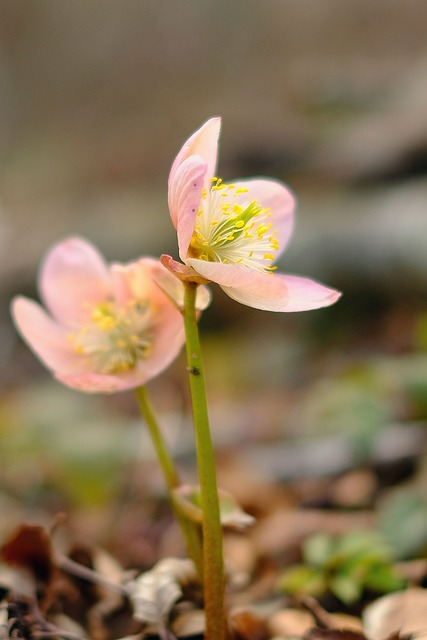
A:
[[1, 0, 427, 559]]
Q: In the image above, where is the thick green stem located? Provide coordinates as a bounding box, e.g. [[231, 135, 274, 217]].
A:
[[135, 385, 203, 578], [183, 282, 226, 640]]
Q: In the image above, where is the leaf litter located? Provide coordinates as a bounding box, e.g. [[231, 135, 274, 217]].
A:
[[3, 319, 427, 638]]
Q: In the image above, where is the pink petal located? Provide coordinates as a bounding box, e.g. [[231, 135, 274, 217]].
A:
[[55, 289, 187, 394], [110, 259, 156, 306], [160, 254, 205, 282], [230, 178, 296, 257], [110, 259, 188, 388], [167, 156, 207, 260], [169, 117, 221, 193], [40, 237, 112, 327], [11, 297, 81, 373], [186, 259, 341, 312], [113, 260, 187, 388], [132, 261, 188, 379], [186, 258, 287, 298], [56, 302, 185, 393], [135, 304, 185, 383], [111, 257, 204, 307], [56, 371, 146, 393], [223, 273, 342, 312], [150, 260, 212, 311]]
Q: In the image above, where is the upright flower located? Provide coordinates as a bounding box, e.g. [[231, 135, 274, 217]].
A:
[[164, 117, 341, 311], [11, 237, 209, 393]]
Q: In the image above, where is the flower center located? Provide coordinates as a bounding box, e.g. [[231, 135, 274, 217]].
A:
[[189, 177, 279, 272], [69, 300, 151, 374]]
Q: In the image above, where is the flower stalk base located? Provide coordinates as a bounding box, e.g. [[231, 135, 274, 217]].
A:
[[183, 282, 227, 640], [135, 385, 203, 579]]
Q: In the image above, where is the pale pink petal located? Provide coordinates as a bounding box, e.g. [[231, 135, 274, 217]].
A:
[[11, 297, 81, 373], [186, 259, 287, 298], [109, 259, 156, 306], [168, 156, 207, 260], [111, 257, 203, 307], [135, 305, 185, 383], [56, 371, 145, 393], [230, 178, 296, 257], [56, 305, 185, 393], [134, 261, 188, 378], [160, 254, 209, 284], [55, 272, 187, 393], [112, 259, 188, 386], [223, 273, 342, 312], [150, 260, 211, 311], [109, 263, 134, 306], [169, 117, 221, 193], [186, 259, 341, 312], [40, 237, 112, 327]]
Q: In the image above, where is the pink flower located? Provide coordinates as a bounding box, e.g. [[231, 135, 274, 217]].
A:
[[11, 237, 210, 393], [164, 117, 341, 311]]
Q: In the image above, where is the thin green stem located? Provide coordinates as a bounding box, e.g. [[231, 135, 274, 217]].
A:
[[135, 385, 203, 578], [135, 386, 180, 490], [183, 282, 226, 640]]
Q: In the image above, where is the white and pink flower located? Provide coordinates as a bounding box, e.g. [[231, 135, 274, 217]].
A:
[[164, 117, 341, 312], [11, 237, 209, 393]]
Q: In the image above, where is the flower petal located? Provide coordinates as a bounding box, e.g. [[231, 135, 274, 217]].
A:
[[169, 116, 221, 194], [167, 155, 207, 259], [110, 259, 157, 306], [111, 259, 188, 384], [55, 269, 187, 392], [160, 254, 208, 284], [150, 260, 211, 311], [186, 259, 341, 312], [136, 304, 185, 383], [223, 273, 342, 312], [230, 178, 296, 257], [11, 297, 81, 373], [40, 237, 112, 327], [186, 259, 287, 305], [55, 370, 146, 393]]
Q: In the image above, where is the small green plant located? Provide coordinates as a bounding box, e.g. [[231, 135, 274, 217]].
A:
[[279, 530, 406, 605]]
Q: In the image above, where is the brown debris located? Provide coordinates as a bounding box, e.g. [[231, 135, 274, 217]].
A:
[[1, 523, 57, 611]]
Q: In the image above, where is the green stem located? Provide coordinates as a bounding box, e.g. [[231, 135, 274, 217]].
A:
[[183, 282, 226, 640], [135, 385, 203, 578]]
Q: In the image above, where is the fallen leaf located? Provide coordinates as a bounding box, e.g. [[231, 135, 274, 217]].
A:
[[363, 588, 427, 640], [1, 524, 57, 610], [126, 557, 195, 636]]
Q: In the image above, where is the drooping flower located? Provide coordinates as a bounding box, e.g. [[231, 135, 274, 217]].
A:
[[11, 237, 210, 393], [164, 117, 341, 311]]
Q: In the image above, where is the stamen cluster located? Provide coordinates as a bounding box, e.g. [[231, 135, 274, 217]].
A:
[[69, 300, 151, 374], [189, 178, 279, 272]]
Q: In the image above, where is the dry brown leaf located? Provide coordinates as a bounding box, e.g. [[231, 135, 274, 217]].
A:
[[1, 523, 57, 610], [304, 628, 367, 640], [171, 608, 205, 638], [229, 607, 269, 640], [268, 608, 315, 638], [363, 588, 427, 640]]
